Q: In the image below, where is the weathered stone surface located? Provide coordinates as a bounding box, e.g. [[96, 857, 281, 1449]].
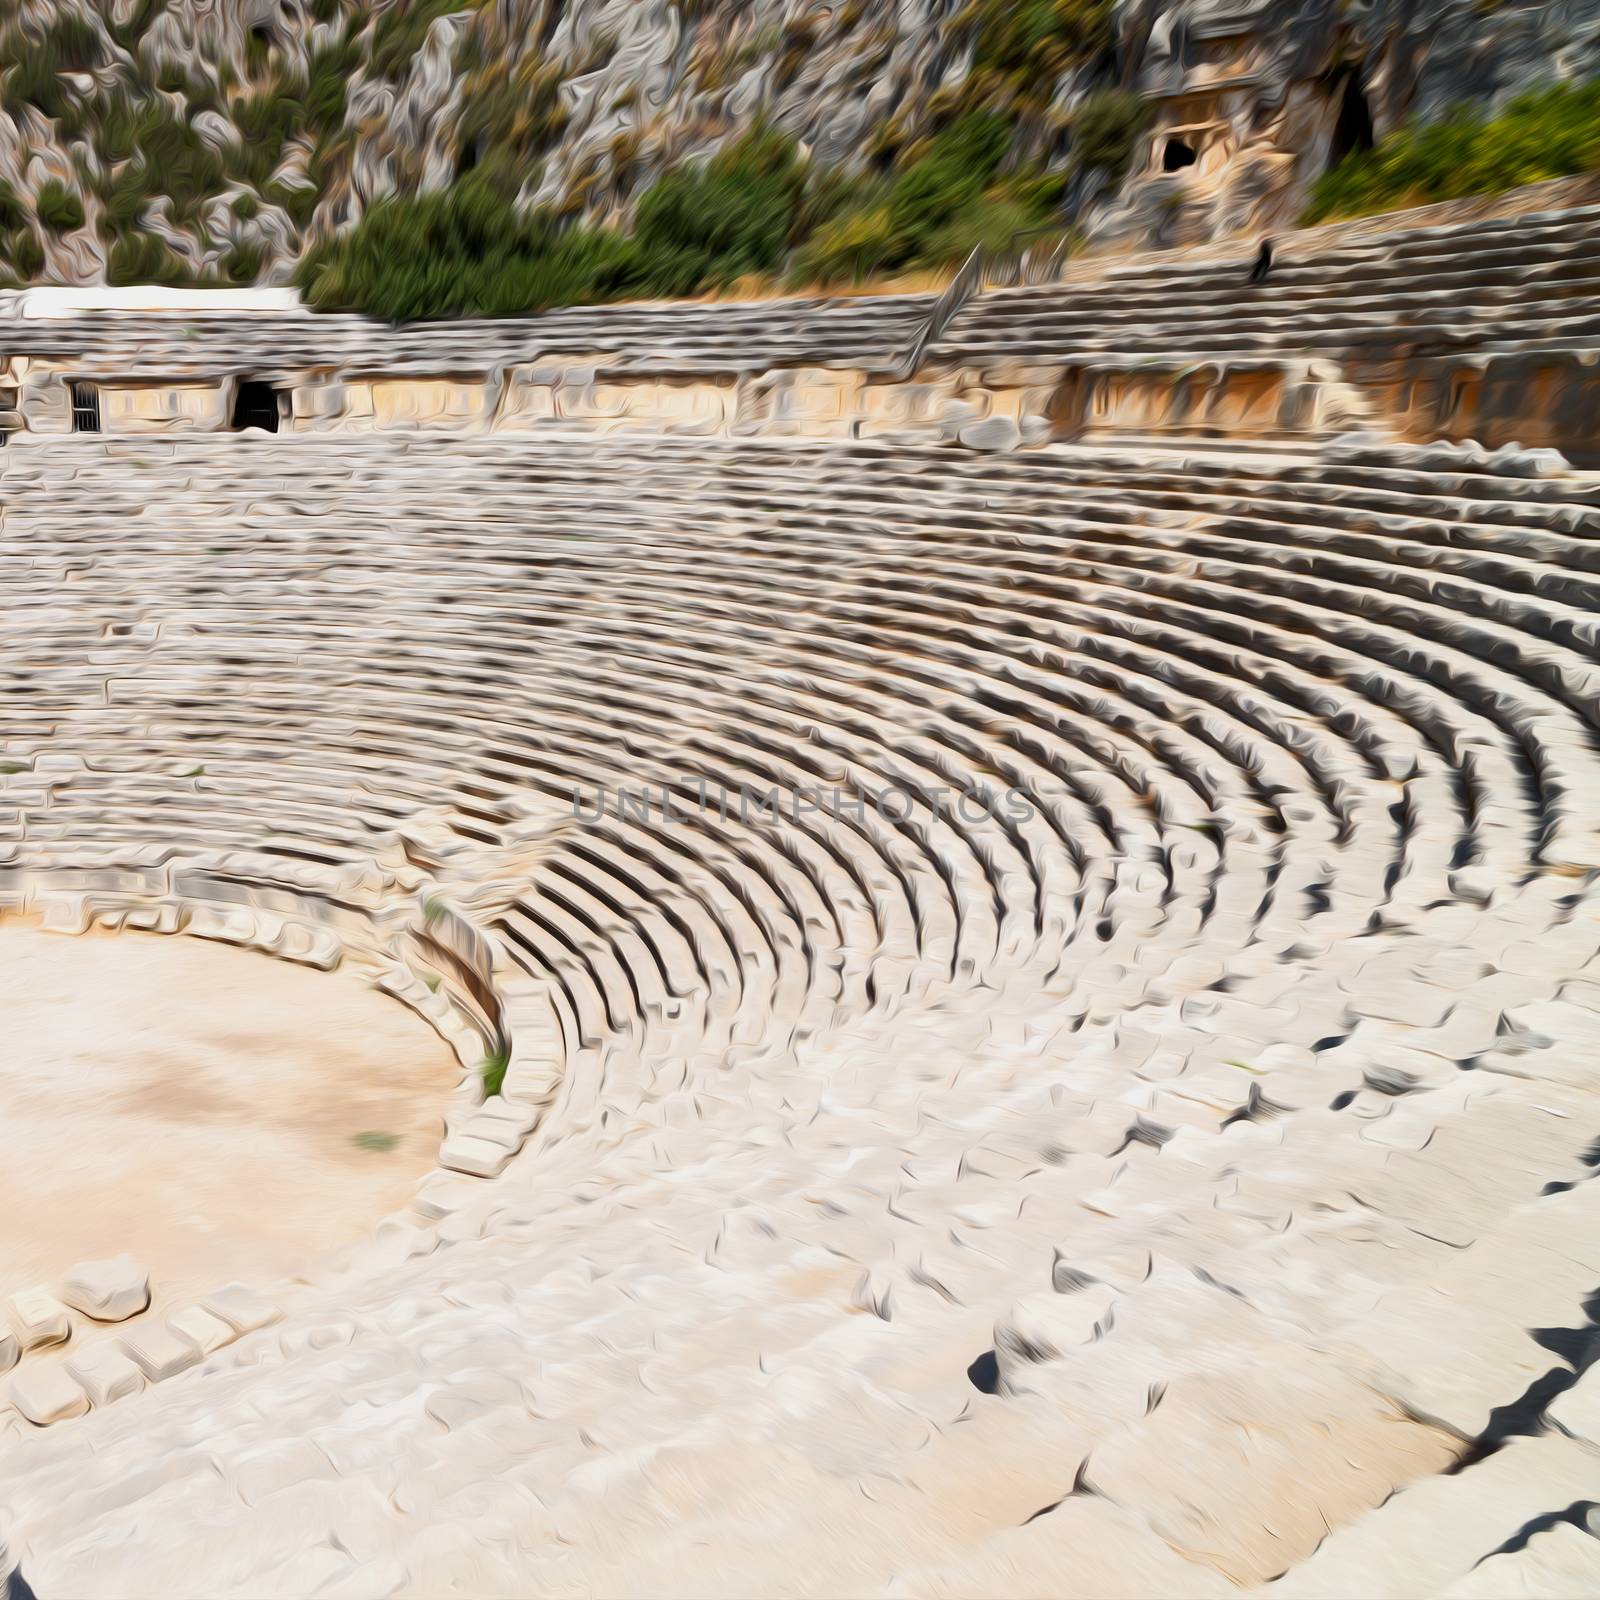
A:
[[201, 1284, 281, 1338], [7, 1290, 70, 1353], [6, 1362, 89, 1427], [166, 1307, 235, 1358], [1547, 1367, 1600, 1445], [64, 1343, 144, 1408], [116, 1322, 201, 1383], [58, 1257, 150, 1323], [0, 400, 1597, 1596]]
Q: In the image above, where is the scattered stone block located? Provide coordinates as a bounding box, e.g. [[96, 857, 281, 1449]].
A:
[[201, 1284, 281, 1337], [58, 1256, 150, 1322], [8, 1289, 70, 1352], [117, 1321, 201, 1382], [167, 1306, 235, 1357], [65, 1341, 145, 1407], [957, 415, 1021, 452], [6, 1361, 89, 1426], [438, 1132, 512, 1178]]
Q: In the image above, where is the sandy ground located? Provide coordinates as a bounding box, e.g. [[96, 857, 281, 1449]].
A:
[[0, 923, 457, 1309]]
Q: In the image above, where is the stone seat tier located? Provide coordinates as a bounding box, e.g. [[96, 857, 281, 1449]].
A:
[[4, 431, 1600, 1593]]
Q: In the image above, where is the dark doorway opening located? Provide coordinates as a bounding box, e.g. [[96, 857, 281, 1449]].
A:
[[231, 380, 280, 433], [1329, 67, 1375, 165], [70, 383, 100, 433], [1162, 138, 1197, 173]]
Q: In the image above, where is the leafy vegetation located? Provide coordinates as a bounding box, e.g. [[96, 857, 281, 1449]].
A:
[[372, 0, 471, 81], [300, 113, 1073, 316], [789, 113, 1066, 285], [1305, 77, 1600, 223], [0, 0, 1100, 304], [479, 1047, 510, 1099], [954, 0, 1116, 119], [36, 178, 85, 233], [1067, 89, 1149, 184]]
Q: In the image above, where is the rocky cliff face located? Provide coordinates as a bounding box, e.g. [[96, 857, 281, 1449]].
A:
[[1100, 0, 1600, 246], [0, 0, 1596, 288]]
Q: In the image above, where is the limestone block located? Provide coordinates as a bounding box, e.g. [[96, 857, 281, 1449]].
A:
[[1547, 1366, 1600, 1444], [201, 1283, 281, 1337], [66, 1342, 145, 1406], [19, 370, 71, 433], [957, 415, 1022, 452], [1280, 1437, 1600, 1598], [100, 383, 229, 434], [8, 1289, 70, 1352], [58, 1256, 150, 1322], [1441, 1521, 1600, 1597], [7, 1361, 89, 1426], [117, 1321, 201, 1382], [439, 1132, 513, 1178], [167, 1306, 236, 1357], [371, 378, 488, 430], [412, 1172, 482, 1222]]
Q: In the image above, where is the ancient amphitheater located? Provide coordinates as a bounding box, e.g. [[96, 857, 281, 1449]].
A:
[[3, 186, 1600, 1598]]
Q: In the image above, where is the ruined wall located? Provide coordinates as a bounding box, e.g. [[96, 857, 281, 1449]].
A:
[[99, 383, 230, 434]]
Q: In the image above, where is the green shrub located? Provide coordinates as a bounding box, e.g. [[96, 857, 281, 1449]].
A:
[[231, 190, 260, 220], [479, 1047, 510, 1099], [789, 112, 1049, 283], [959, 0, 1115, 115], [371, 0, 469, 81], [1305, 76, 1600, 223], [232, 87, 303, 186], [98, 104, 228, 228], [110, 0, 170, 51], [0, 179, 23, 233], [223, 238, 264, 282], [297, 169, 638, 319], [36, 179, 85, 233], [107, 229, 192, 285], [8, 228, 44, 280], [2, 11, 104, 119], [968, 0, 1115, 76], [632, 124, 808, 287], [1069, 89, 1148, 182], [304, 39, 358, 135]]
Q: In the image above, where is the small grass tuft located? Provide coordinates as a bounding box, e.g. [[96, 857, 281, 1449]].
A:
[[352, 1130, 400, 1153], [479, 1047, 510, 1099]]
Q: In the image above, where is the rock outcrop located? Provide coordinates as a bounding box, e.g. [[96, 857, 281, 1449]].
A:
[[0, 1, 1596, 280]]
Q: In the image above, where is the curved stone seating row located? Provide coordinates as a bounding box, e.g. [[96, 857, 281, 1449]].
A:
[[0, 290, 938, 381], [3, 432, 1596, 1106], [930, 201, 1600, 371], [1, 430, 1599, 1590]]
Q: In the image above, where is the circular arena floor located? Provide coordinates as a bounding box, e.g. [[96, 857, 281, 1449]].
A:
[[0, 921, 455, 1303]]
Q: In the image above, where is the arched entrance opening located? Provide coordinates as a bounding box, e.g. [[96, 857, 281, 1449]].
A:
[[1162, 137, 1197, 173], [1329, 66, 1375, 166], [231, 380, 281, 433]]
